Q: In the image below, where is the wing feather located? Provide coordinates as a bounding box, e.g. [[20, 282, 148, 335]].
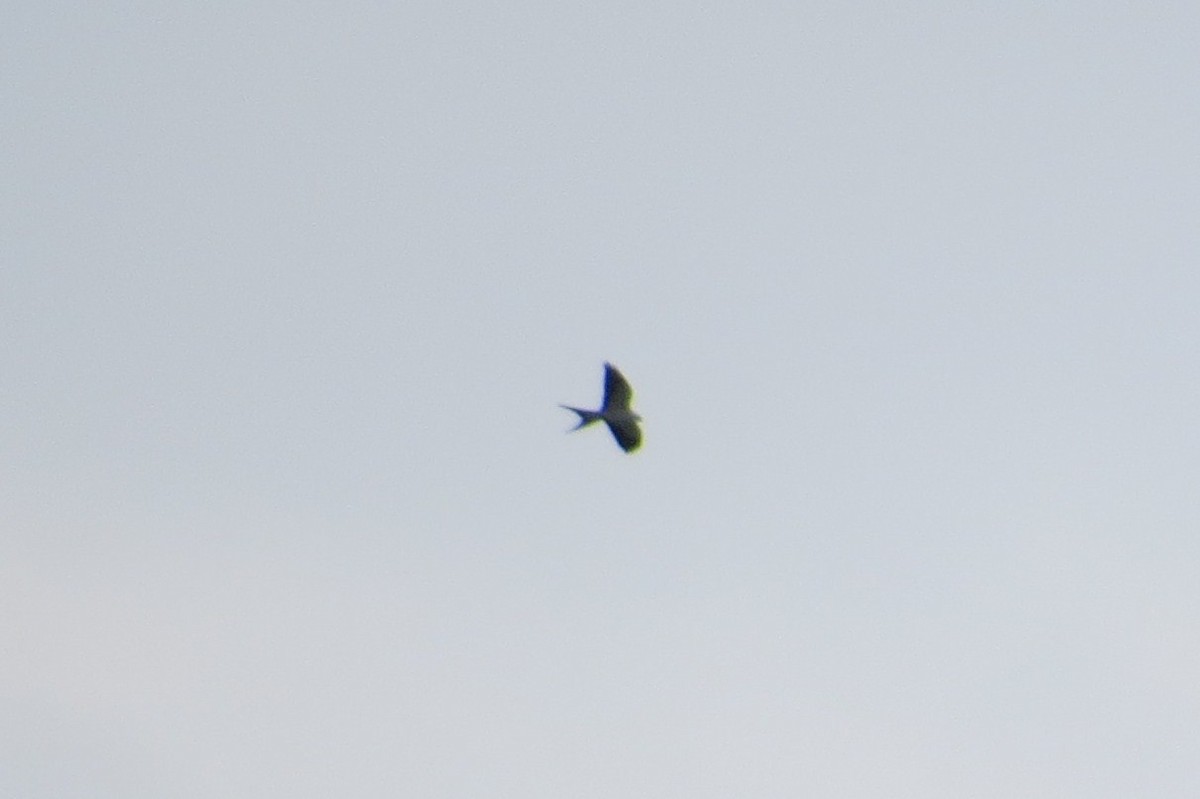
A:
[[602, 363, 634, 411], [606, 418, 642, 452]]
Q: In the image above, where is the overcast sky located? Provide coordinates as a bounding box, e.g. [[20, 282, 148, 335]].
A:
[[4, 3, 1199, 797]]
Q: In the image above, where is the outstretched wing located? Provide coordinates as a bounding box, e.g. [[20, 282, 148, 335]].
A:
[[601, 362, 634, 411], [606, 418, 642, 452]]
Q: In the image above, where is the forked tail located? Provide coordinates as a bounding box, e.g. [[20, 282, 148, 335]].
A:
[[560, 405, 602, 429]]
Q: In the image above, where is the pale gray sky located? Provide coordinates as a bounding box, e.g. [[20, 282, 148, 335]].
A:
[[4, 3, 1199, 797]]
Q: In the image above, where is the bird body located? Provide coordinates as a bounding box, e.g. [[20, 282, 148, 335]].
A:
[[561, 363, 642, 452]]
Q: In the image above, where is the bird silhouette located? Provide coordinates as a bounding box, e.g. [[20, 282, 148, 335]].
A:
[[561, 362, 642, 452]]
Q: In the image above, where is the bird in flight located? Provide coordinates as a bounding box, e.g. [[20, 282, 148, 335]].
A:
[[561, 362, 643, 452]]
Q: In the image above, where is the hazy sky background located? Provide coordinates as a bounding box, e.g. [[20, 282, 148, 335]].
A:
[[4, 3, 1199, 796]]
